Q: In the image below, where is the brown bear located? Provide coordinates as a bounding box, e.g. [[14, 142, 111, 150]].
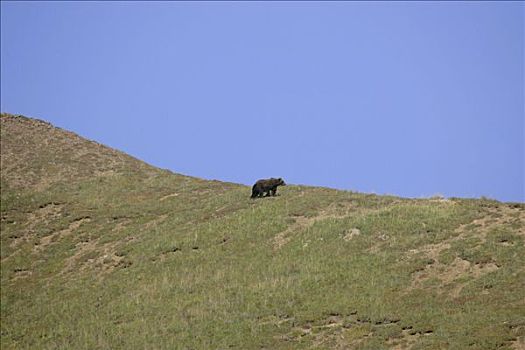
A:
[[251, 178, 286, 198]]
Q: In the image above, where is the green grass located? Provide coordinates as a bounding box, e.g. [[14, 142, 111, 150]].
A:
[[1, 114, 524, 349], [1, 172, 524, 349]]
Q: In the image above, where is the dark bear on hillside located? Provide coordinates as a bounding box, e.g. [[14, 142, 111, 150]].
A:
[[251, 178, 286, 198]]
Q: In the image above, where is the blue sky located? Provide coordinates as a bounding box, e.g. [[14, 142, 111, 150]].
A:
[[1, 2, 523, 202]]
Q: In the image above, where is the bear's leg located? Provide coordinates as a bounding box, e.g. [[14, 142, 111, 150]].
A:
[[251, 186, 259, 198]]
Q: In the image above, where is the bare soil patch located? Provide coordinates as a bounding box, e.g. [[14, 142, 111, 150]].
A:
[[62, 238, 127, 276], [159, 193, 179, 201], [8, 203, 65, 249], [510, 336, 525, 350], [409, 205, 522, 296], [34, 217, 91, 252]]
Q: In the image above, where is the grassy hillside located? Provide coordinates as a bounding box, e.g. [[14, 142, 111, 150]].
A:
[[1, 113, 524, 349]]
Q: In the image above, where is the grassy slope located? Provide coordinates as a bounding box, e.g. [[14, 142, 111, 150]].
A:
[[1, 114, 524, 349]]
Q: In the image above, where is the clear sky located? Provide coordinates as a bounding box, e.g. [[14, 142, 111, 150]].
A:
[[1, 1, 523, 202]]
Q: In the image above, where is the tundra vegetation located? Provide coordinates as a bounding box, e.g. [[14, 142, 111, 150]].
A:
[[1, 114, 524, 349]]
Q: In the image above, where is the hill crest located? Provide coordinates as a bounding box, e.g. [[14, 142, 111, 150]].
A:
[[1, 113, 158, 191]]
